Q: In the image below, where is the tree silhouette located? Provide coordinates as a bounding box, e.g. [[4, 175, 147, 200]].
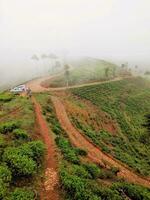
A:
[[104, 67, 109, 79], [64, 64, 70, 87], [31, 54, 40, 76]]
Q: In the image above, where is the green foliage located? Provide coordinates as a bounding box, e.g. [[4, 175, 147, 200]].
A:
[[112, 182, 150, 200], [55, 137, 80, 164], [0, 93, 13, 102], [71, 78, 150, 175], [49, 58, 119, 87], [75, 148, 87, 156], [83, 163, 101, 179], [22, 141, 45, 159], [0, 165, 12, 183], [8, 188, 34, 200], [0, 135, 6, 147], [0, 121, 20, 134], [3, 147, 36, 176], [0, 179, 7, 199], [13, 129, 29, 140]]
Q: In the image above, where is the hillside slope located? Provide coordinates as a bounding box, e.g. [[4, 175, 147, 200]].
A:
[[70, 77, 150, 176], [44, 57, 119, 88]]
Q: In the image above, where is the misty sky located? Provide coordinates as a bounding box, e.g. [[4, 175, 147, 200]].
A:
[[0, 0, 150, 88]]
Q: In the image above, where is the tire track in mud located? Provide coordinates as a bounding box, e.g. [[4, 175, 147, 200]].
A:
[[51, 96, 150, 189], [32, 97, 60, 200]]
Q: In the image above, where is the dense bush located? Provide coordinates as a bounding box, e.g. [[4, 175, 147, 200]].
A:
[[0, 165, 12, 183], [0, 121, 20, 134], [55, 137, 80, 164], [112, 182, 150, 200], [3, 147, 36, 176], [25, 141, 45, 159], [8, 188, 35, 200], [13, 129, 29, 140], [0, 179, 7, 199], [0, 135, 6, 147], [0, 93, 13, 102], [83, 163, 101, 179]]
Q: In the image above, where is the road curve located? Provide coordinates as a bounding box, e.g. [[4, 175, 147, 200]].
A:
[[51, 96, 150, 189], [26, 74, 123, 92]]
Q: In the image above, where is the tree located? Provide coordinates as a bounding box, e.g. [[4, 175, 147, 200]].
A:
[[104, 67, 110, 79], [64, 64, 70, 87], [31, 54, 40, 76], [48, 53, 58, 73], [112, 66, 117, 77]]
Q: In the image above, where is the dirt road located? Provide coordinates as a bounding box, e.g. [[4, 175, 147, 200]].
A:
[[26, 74, 123, 92], [51, 96, 150, 189], [32, 97, 60, 200]]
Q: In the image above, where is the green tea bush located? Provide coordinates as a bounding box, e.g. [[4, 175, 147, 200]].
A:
[[71, 164, 90, 179], [8, 188, 35, 200], [13, 129, 29, 140], [55, 137, 80, 164], [0, 93, 13, 102], [3, 147, 36, 176], [0, 179, 7, 199], [0, 165, 12, 183], [24, 141, 45, 159], [75, 148, 87, 156], [0, 121, 20, 134], [0, 135, 6, 147], [112, 182, 150, 200], [83, 163, 101, 179]]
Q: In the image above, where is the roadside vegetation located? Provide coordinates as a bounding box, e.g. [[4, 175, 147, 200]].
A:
[[0, 92, 45, 199], [35, 92, 150, 200], [71, 77, 150, 176]]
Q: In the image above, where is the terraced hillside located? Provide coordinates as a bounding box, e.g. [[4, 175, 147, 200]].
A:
[[36, 92, 150, 200], [71, 77, 150, 176]]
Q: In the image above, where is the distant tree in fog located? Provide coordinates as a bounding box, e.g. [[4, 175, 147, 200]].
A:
[[48, 53, 58, 73], [112, 66, 117, 77], [64, 64, 70, 87], [104, 67, 110, 78], [31, 54, 40, 76]]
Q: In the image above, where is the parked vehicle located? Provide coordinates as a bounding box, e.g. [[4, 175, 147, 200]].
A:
[[10, 85, 26, 93]]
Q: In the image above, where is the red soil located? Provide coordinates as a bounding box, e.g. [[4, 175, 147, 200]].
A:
[[51, 96, 150, 189], [32, 97, 60, 200]]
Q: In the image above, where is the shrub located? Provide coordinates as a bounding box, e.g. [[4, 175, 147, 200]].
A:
[[0, 165, 12, 183], [3, 147, 36, 176], [8, 188, 35, 200], [25, 141, 45, 159], [83, 163, 101, 179], [13, 129, 29, 140], [0, 121, 20, 134], [112, 182, 150, 200], [52, 126, 61, 135], [0, 135, 6, 147], [0, 179, 7, 199], [55, 137, 80, 164], [0, 93, 13, 102], [72, 165, 90, 179], [75, 148, 87, 156], [60, 169, 87, 199]]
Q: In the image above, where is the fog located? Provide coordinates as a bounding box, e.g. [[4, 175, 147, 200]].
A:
[[0, 0, 150, 89]]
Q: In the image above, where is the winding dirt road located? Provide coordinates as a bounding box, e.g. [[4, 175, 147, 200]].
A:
[[32, 97, 60, 200], [26, 74, 123, 92], [51, 96, 150, 189]]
